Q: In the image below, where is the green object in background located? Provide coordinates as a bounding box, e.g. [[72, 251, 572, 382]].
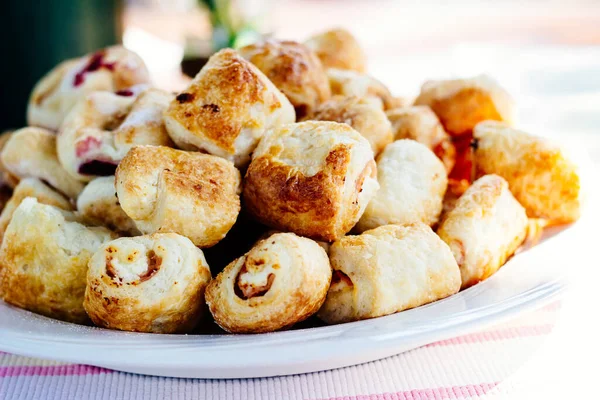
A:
[[198, 0, 261, 51], [1, 0, 123, 131]]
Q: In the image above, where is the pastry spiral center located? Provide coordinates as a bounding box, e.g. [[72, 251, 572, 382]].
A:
[[235, 261, 275, 299]]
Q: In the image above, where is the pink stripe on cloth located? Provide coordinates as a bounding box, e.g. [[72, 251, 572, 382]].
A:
[[0, 364, 110, 377], [318, 382, 498, 400], [427, 324, 553, 347]]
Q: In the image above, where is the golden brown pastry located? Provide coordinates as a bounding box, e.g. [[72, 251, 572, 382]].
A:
[[84, 233, 212, 333], [0, 198, 115, 323], [205, 232, 331, 333], [115, 145, 241, 247], [243, 121, 379, 242], [318, 223, 460, 324], [239, 39, 331, 119], [386, 105, 456, 173], [164, 49, 295, 168], [0, 132, 18, 189], [58, 88, 174, 181], [77, 176, 140, 236], [0, 127, 84, 199], [473, 121, 581, 223], [327, 68, 395, 110], [414, 75, 514, 136], [356, 140, 448, 232], [304, 28, 367, 72], [437, 174, 528, 289], [308, 95, 393, 155], [27, 46, 150, 131]]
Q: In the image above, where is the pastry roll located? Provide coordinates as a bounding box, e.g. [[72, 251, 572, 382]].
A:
[[58, 88, 174, 181], [327, 68, 395, 110], [84, 233, 212, 333], [0, 127, 84, 199], [77, 176, 140, 236], [356, 140, 448, 232], [0, 178, 72, 243], [115, 145, 241, 247], [473, 121, 581, 223], [243, 121, 379, 242], [308, 95, 393, 155], [0, 198, 115, 323], [164, 49, 295, 168], [318, 223, 460, 324], [414, 75, 514, 137], [27, 46, 150, 131], [437, 174, 528, 289], [386, 105, 456, 173], [239, 39, 331, 118], [205, 232, 331, 333], [304, 28, 367, 72]]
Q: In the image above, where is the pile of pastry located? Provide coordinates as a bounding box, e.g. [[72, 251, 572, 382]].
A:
[[0, 28, 580, 334]]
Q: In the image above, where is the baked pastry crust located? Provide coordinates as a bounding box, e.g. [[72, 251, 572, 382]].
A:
[[205, 232, 331, 333], [305, 28, 367, 72], [84, 233, 212, 333], [0, 132, 18, 189], [327, 68, 395, 110], [243, 121, 379, 242]]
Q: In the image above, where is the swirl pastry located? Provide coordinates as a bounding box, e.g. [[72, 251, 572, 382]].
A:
[[356, 140, 447, 232], [164, 49, 295, 168], [0, 127, 84, 199], [115, 145, 241, 247], [414, 75, 514, 137], [84, 233, 212, 333], [205, 232, 331, 333], [239, 39, 331, 119], [437, 174, 528, 289], [308, 95, 393, 155], [473, 121, 581, 223], [27, 46, 150, 131], [243, 121, 379, 242], [0, 198, 115, 323], [58, 88, 174, 181], [304, 28, 367, 72], [77, 176, 140, 236], [318, 223, 460, 324], [386, 105, 456, 173], [326, 68, 395, 110]]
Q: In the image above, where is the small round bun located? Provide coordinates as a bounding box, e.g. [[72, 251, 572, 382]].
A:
[[115, 146, 241, 247], [243, 121, 379, 242], [164, 49, 295, 168], [205, 232, 331, 333], [1, 127, 84, 199], [386, 105, 456, 172], [305, 28, 366, 72], [0, 198, 115, 323], [84, 233, 212, 333], [27, 46, 150, 131], [239, 39, 331, 119], [414, 75, 514, 136], [356, 140, 448, 232], [327, 68, 395, 110], [58, 89, 174, 181], [308, 95, 393, 155], [318, 223, 461, 324]]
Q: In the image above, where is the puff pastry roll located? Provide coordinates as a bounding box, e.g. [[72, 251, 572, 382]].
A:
[[27, 46, 150, 131], [473, 121, 581, 223], [244, 121, 379, 242], [84, 233, 212, 333], [305, 28, 367, 72], [356, 140, 447, 232], [164, 49, 295, 168], [437, 174, 528, 289], [58, 89, 174, 181], [386, 105, 456, 173], [77, 176, 140, 236], [0, 127, 84, 199], [116, 145, 241, 247], [239, 39, 331, 119], [414, 75, 514, 137], [318, 223, 460, 324], [205, 232, 331, 333], [308, 95, 393, 155], [327, 68, 395, 110], [0, 198, 115, 323]]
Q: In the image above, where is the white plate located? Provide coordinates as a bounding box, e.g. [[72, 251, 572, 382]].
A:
[[0, 218, 588, 379]]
